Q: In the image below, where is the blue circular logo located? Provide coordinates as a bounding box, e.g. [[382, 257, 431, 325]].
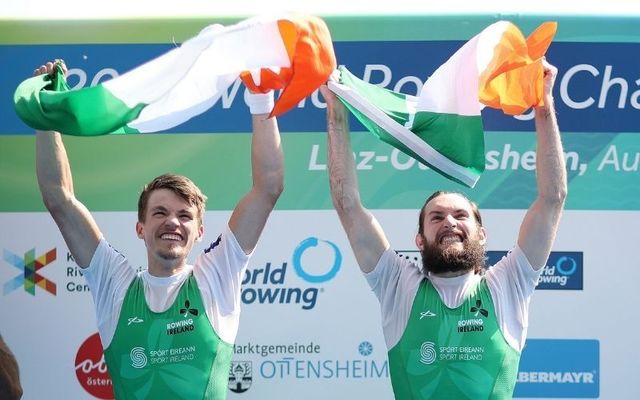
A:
[[292, 237, 342, 283], [556, 256, 577, 276], [358, 341, 373, 356]]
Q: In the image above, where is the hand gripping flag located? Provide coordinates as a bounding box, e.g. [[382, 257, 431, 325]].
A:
[[14, 14, 336, 136], [329, 21, 557, 187]]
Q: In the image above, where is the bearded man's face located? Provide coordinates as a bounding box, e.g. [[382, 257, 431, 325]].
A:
[[416, 193, 487, 275]]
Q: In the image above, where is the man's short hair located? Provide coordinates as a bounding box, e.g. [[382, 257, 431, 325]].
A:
[[138, 174, 207, 225], [418, 191, 483, 234]]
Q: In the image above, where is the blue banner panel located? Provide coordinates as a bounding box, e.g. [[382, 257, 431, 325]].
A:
[[2, 41, 639, 135], [487, 251, 584, 290], [515, 339, 600, 398]]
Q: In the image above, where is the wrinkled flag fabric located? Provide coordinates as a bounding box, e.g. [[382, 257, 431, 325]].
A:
[[14, 14, 336, 136], [329, 21, 556, 187]]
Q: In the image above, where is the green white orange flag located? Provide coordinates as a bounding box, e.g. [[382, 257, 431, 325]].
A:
[[329, 21, 557, 187], [14, 14, 336, 136]]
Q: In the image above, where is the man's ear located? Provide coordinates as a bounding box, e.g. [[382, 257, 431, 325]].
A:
[[196, 224, 204, 242], [478, 226, 487, 245], [135, 221, 144, 239], [415, 233, 425, 251]]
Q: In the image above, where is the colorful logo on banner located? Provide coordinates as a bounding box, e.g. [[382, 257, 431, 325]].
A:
[[2, 247, 57, 295], [515, 339, 599, 398], [240, 237, 342, 310], [74, 332, 114, 399], [487, 251, 584, 290]]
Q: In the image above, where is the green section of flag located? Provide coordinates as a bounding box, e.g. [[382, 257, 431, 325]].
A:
[[0, 131, 638, 212], [338, 68, 411, 125], [411, 111, 484, 177], [334, 66, 484, 187], [13, 66, 143, 136]]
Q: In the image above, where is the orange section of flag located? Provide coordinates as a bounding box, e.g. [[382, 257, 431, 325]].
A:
[[479, 22, 557, 115], [239, 19, 296, 94], [240, 15, 337, 117]]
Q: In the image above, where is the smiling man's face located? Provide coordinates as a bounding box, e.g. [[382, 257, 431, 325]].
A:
[[136, 188, 203, 276]]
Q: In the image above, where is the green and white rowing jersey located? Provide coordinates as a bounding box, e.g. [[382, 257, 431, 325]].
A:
[[83, 225, 250, 400], [388, 279, 520, 399], [105, 273, 233, 400], [365, 246, 542, 400]]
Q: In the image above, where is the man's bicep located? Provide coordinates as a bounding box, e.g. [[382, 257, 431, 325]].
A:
[[228, 190, 273, 255], [338, 205, 389, 273], [517, 198, 563, 270], [52, 198, 101, 268]]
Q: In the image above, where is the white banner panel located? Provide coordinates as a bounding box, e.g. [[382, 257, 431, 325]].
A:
[[1, 210, 639, 399]]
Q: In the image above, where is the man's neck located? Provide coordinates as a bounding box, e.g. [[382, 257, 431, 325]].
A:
[[430, 269, 472, 278], [147, 258, 188, 277]]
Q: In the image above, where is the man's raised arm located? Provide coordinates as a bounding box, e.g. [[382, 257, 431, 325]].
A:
[[321, 85, 389, 273], [517, 60, 568, 269], [228, 92, 284, 254], [35, 61, 101, 268]]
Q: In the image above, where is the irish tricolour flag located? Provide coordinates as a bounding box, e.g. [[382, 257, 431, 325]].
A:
[[14, 14, 336, 136], [329, 21, 557, 187]]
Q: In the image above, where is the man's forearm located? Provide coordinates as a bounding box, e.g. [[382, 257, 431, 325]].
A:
[[324, 90, 390, 272], [534, 99, 567, 203], [327, 101, 361, 212], [36, 130, 75, 209], [250, 114, 284, 200]]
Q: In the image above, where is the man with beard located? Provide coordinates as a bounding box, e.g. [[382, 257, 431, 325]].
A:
[[321, 59, 566, 399], [34, 60, 283, 400]]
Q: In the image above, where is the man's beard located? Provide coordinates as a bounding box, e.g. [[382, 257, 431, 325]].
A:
[[420, 234, 486, 275]]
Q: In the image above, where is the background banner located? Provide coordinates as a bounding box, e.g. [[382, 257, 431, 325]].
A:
[[1, 14, 638, 400]]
